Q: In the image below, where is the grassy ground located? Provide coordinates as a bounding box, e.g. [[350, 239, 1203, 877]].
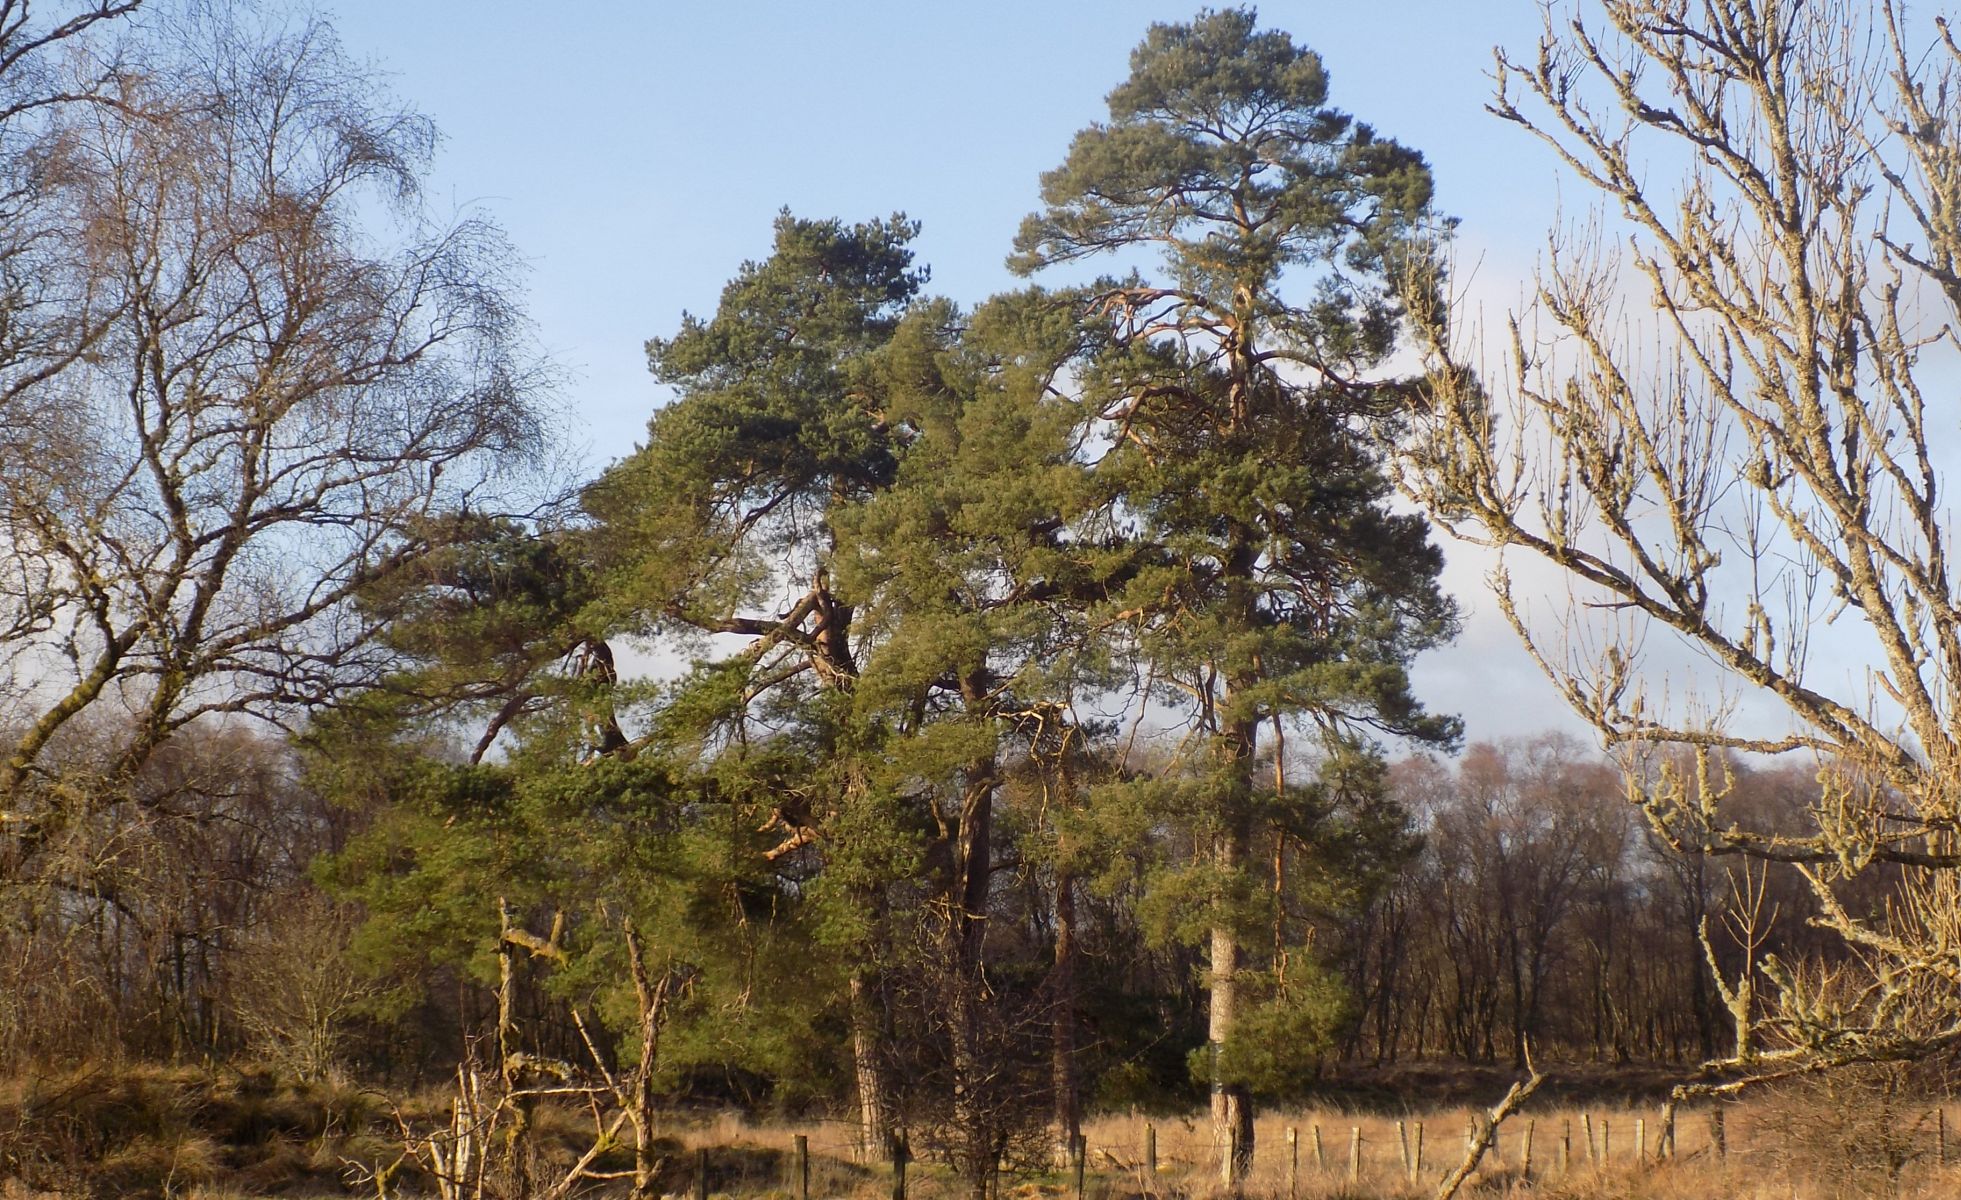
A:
[[0, 1065, 397, 1198], [1077, 1098, 1961, 1199], [1, 1065, 1953, 1198]]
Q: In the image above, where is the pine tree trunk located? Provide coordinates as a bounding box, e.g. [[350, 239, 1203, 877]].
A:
[[813, 571, 889, 1161], [850, 972, 891, 1160], [950, 688, 997, 1200], [1210, 920, 1254, 1188], [1210, 691, 1258, 1190], [1053, 868, 1080, 1166]]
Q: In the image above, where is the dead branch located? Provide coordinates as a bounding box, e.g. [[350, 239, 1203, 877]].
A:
[[1436, 1042, 1545, 1200]]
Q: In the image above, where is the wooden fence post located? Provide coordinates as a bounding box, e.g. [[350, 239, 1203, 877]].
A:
[[1582, 1113, 1595, 1164], [1397, 1121, 1410, 1179], [1348, 1127, 1361, 1183], [1413, 1121, 1424, 1181], [695, 1147, 710, 1200], [1145, 1123, 1157, 1192], [1635, 1117, 1646, 1163], [1312, 1124, 1325, 1173], [1521, 1119, 1534, 1183], [1560, 1119, 1571, 1176], [794, 1135, 809, 1200], [1286, 1127, 1298, 1200], [893, 1130, 909, 1200]]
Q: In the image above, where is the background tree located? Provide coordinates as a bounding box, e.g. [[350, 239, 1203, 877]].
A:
[[0, 8, 550, 917], [0, 6, 552, 1085], [834, 285, 1112, 1195], [0, 721, 346, 1066], [1013, 9, 1458, 1184], [221, 890, 385, 1083], [0, 1, 141, 114], [583, 211, 927, 1156], [346, 514, 619, 765], [1401, 0, 1961, 1088]]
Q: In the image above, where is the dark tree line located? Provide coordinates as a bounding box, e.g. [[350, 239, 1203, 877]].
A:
[[3, 720, 1851, 1119], [1339, 738, 1846, 1069]]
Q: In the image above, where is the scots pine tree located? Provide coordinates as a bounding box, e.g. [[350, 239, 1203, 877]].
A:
[[583, 212, 928, 1153], [835, 287, 1110, 1195], [1012, 9, 1459, 1184]]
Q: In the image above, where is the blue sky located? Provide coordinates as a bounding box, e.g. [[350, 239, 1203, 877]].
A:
[[320, 1, 1589, 746]]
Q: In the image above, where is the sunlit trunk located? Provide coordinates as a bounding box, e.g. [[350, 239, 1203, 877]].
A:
[[849, 972, 891, 1160]]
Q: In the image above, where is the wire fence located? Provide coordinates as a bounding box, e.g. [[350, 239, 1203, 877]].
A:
[[652, 1103, 1961, 1200]]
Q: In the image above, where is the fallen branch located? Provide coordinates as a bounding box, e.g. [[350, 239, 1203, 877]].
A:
[[1437, 1042, 1545, 1200]]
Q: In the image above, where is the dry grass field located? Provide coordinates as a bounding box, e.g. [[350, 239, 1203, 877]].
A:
[[3, 1066, 1955, 1199], [652, 1102, 1961, 1200]]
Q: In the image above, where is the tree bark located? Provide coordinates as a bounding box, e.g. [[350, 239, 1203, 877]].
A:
[[1210, 914, 1254, 1188], [951, 677, 998, 1200], [1206, 531, 1262, 1190], [1052, 868, 1080, 1165], [850, 971, 891, 1161], [1209, 748, 1256, 1190]]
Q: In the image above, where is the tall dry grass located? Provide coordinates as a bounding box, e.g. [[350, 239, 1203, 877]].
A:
[[1069, 1095, 1961, 1200], [671, 1094, 1961, 1200], [4, 1068, 1955, 1198]]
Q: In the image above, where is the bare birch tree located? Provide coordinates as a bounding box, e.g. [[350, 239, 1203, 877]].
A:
[[1401, 0, 1961, 1084], [0, 9, 549, 891]]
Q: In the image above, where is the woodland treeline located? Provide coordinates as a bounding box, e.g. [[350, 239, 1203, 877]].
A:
[[8, 723, 1846, 1089], [2, 2, 1950, 1199]]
